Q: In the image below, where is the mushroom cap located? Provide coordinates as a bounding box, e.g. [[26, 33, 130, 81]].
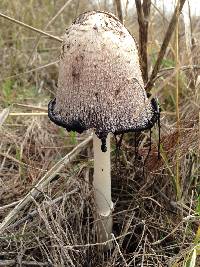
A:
[[48, 11, 158, 141]]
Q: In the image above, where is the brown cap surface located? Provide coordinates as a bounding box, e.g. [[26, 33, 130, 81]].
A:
[[48, 11, 158, 147]]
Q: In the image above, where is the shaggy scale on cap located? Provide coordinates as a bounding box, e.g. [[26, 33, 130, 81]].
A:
[[48, 11, 158, 151]]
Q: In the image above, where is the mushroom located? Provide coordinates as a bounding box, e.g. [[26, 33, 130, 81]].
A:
[[48, 11, 159, 245]]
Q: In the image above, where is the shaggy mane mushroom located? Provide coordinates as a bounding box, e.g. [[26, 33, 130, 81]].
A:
[[48, 11, 159, 247]]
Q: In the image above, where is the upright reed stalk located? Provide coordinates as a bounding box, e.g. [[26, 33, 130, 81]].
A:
[[175, 0, 181, 200]]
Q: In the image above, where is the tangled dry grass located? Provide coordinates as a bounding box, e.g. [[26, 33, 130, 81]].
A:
[[0, 0, 199, 266]]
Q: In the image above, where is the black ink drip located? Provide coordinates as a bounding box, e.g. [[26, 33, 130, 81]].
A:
[[134, 133, 139, 161], [148, 93, 161, 160], [101, 138, 107, 152], [145, 129, 152, 163], [157, 110, 161, 160], [143, 129, 152, 176]]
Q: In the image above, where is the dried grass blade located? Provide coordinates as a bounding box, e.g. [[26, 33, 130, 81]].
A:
[[135, 0, 151, 83], [0, 61, 59, 82], [0, 135, 92, 234], [145, 0, 186, 92], [115, 0, 123, 22], [27, 0, 74, 65], [0, 107, 10, 127], [183, 0, 192, 55], [0, 12, 62, 42], [175, 1, 181, 200], [9, 112, 48, 116], [14, 104, 47, 112]]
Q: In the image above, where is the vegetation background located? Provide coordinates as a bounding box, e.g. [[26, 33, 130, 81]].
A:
[[0, 0, 199, 266]]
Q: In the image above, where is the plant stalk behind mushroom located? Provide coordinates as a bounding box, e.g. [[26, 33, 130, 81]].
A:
[[48, 11, 159, 247]]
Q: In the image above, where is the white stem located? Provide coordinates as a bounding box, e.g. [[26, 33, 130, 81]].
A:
[[93, 132, 113, 245]]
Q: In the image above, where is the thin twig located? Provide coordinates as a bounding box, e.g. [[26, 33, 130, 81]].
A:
[[151, 221, 182, 245], [151, 1, 169, 24], [0, 12, 62, 42], [0, 152, 47, 172], [14, 104, 47, 112], [145, 0, 186, 92], [159, 64, 200, 74], [0, 60, 59, 82], [0, 135, 92, 234], [0, 200, 20, 212], [62, 230, 133, 249], [154, 65, 200, 85], [154, 185, 196, 219], [111, 233, 128, 267]]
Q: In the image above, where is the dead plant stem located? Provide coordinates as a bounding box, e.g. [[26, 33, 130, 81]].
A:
[[115, 0, 123, 23], [135, 0, 151, 83], [145, 0, 186, 91], [175, 0, 181, 200]]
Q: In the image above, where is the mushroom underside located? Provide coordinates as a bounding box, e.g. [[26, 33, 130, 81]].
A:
[[48, 97, 159, 140]]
